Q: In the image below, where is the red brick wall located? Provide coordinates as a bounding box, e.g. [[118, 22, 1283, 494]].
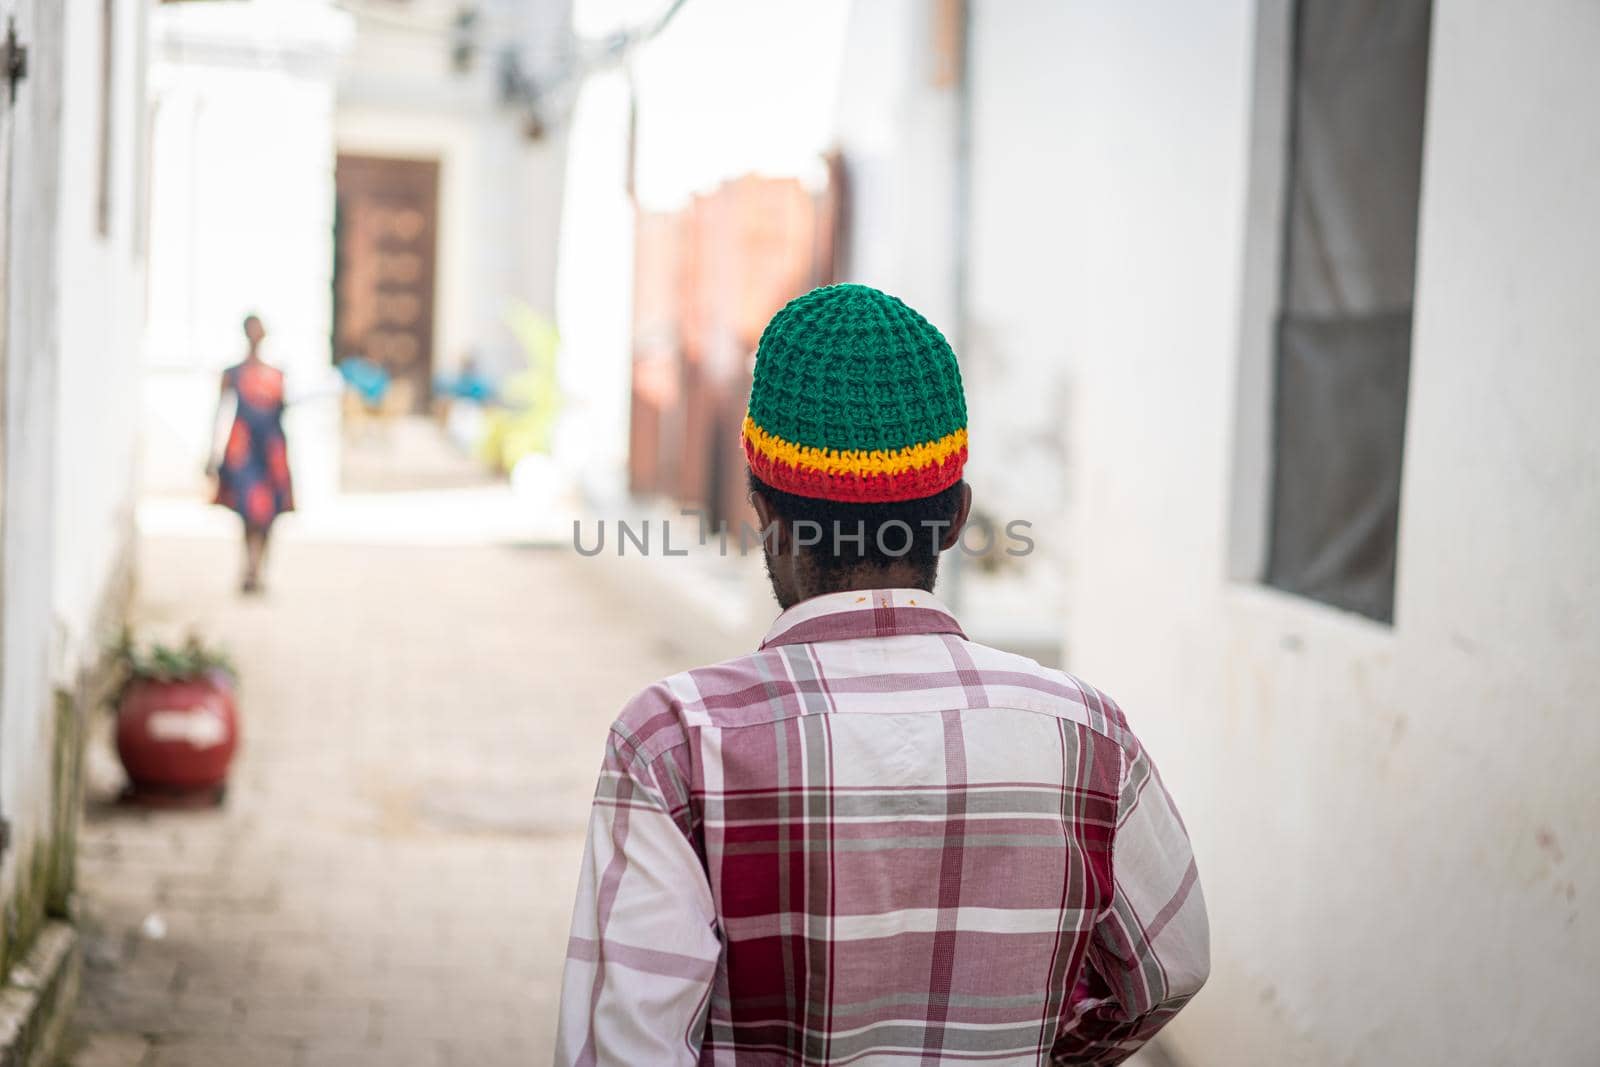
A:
[[629, 174, 838, 527]]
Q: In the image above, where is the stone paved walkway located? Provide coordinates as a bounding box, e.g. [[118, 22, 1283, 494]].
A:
[[65, 526, 696, 1066]]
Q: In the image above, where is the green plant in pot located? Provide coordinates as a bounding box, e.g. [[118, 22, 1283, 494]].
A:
[[113, 633, 240, 806]]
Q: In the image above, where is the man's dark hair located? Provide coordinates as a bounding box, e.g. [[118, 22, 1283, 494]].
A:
[[748, 470, 965, 591]]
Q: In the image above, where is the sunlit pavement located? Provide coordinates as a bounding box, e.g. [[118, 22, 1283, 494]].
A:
[[64, 509, 694, 1065]]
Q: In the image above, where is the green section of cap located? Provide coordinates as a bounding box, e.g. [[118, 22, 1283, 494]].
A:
[[747, 284, 968, 454]]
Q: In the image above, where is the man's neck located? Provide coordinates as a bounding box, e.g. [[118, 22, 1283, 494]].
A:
[[797, 567, 934, 603]]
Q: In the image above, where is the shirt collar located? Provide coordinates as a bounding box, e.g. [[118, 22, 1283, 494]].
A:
[[759, 588, 967, 650]]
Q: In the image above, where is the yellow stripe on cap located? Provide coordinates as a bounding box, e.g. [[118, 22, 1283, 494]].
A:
[[741, 416, 967, 479]]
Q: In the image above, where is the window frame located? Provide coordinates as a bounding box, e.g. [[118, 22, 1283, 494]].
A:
[[1225, 0, 1432, 627]]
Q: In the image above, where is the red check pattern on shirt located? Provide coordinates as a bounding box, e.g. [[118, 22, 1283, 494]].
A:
[[558, 589, 1208, 1066]]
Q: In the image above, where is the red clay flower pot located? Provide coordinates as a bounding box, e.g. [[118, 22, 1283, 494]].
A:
[[116, 672, 240, 803]]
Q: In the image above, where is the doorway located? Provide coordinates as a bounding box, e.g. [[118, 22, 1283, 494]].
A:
[[332, 154, 440, 412]]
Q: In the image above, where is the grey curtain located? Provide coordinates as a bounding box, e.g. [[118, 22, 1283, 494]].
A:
[[1266, 0, 1432, 622]]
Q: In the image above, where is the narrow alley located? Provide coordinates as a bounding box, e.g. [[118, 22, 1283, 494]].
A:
[[0, 2, 1591, 1065], [66, 519, 702, 1066]]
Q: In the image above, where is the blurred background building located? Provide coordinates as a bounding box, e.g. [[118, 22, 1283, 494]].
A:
[[334, 0, 570, 407], [0, 0, 1594, 1064]]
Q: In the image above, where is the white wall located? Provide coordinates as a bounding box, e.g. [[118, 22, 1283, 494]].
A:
[[832, 0, 958, 357], [143, 0, 351, 507], [551, 69, 632, 504], [2, 0, 146, 903], [53, 0, 146, 676], [2, 0, 67, 888], [1009, 0, 1600, 1063], [1376, 1, 1599, 1056], [966, 0, 1096, 575]]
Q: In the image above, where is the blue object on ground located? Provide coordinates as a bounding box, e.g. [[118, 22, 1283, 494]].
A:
[[338, 356, 390, 405], [434, 367, 496, 404]]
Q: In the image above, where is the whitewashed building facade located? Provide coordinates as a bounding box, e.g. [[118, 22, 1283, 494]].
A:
[[0, 0, 149, 1058], [961, 2, 1597, 1063]]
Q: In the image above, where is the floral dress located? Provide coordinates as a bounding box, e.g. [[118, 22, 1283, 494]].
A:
[[214, 360, 294, 530]]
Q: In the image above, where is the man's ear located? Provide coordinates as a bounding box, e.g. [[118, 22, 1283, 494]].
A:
[[748, 486, 790, 556], [940, 482, 973, 552]]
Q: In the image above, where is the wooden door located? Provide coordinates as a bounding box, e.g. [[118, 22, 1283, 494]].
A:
[[333, 155, 440, 411]]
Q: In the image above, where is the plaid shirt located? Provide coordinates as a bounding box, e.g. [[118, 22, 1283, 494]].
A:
[[557, 589, 1207, 1066]]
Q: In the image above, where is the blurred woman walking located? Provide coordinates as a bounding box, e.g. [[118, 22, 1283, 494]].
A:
[[209, 315, 294, 593]]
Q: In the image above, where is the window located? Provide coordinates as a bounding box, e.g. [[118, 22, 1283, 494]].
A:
[[1263, 0, 1432, 623]]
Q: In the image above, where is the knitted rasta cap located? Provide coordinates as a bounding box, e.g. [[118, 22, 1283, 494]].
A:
[[742, 283, 967, 503]]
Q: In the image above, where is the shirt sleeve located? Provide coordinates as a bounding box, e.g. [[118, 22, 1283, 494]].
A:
[[1053, 737, 1210, 1065], [555, 729, 722, 1066]]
